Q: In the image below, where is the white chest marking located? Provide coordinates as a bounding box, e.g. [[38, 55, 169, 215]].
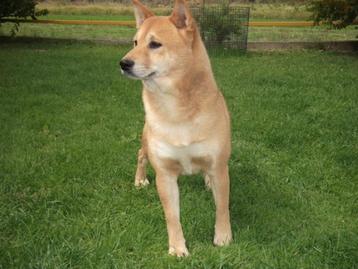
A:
[[152, 139, 215, 175]]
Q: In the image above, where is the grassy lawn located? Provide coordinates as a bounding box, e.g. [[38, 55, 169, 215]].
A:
[[1, 2, 357, 42], [0, 23, 136, 43], [36, 2, 311, 20], [0, 40, 357, 268], [42, 14, 134, 21], [1, 22, 357, 43], [248, 25, 357, 42]]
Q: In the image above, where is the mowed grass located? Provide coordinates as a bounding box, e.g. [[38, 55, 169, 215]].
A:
[[36, 2, 311, 20], [1, 22, 357, 43], [0, 40, 357, 268], [248, 25, 357, 42], [1, 2, 357, 42], [0, 23, 136, 42]]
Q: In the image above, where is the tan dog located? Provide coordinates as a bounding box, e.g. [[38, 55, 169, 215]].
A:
[[120, 0, 232, 257]]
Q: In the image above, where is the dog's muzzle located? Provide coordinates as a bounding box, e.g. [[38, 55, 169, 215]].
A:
[[119, 58, 135, 73], [119, 58, 156, 80]]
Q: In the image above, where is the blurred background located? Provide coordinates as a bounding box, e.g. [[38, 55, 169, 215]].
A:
[[0, 0, 357, 48]]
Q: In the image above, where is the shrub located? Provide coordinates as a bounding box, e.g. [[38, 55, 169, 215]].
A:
[[196, 2, 242, 44], [309, 0, 358, 28], [0, 0, 48, 35]]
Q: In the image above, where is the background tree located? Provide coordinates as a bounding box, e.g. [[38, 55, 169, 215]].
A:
[[309, 0, 358, 28], [0, 0, 48, 35]]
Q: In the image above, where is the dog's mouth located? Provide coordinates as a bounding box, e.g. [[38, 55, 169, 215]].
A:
[[142, 71, 156, 80], [121, 69, 156, 80]]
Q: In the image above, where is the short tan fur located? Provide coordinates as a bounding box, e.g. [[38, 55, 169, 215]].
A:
[[120, 0, 232, 257]]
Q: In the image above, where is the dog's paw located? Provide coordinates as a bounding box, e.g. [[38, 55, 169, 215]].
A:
[[214, 232, 232, 246], [134, 178, 150, 187], [168, 245, 189, 257]]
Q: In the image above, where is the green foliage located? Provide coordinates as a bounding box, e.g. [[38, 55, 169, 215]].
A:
[[196, 2, 242, 44], [0, 0, 48, 35], [309, 0, 358, 28], [0, 0, 48, 20]]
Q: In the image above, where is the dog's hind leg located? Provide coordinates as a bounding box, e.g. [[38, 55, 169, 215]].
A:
[[134, 147, 149, 187]]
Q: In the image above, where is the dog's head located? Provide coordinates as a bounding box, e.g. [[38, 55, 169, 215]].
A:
[[120, 0, 197, 80]]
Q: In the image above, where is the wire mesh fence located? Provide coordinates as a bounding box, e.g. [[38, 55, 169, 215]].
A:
[[90, 0, 250, 52], [192, 3, 250, 53], [139, 0, 250, 53], [54, 1, 250, 52]]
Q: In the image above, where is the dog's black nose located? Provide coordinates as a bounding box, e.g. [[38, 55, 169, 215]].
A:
[[120, 59, 134, 71]]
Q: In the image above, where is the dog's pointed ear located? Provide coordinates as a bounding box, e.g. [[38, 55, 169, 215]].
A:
[[169, 0, 194, 30], [132, 0, 154, 28]]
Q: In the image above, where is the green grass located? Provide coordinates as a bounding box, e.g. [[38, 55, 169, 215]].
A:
[[36, 2, 311, 20], [1, 21, 357, 43], [247, 3, 311, 20], [42, 14, 134, 21], [1, 2, 357, 42], [248, 25, 357, 42], [0, 23, 136, 42], [37, 2, 170, 17], [0, 40, 358, 268]]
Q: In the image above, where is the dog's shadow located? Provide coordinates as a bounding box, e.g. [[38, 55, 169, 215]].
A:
[[228, 158, 312, 246], [175, 156, 308, 246], [144, 157, 306, 246]]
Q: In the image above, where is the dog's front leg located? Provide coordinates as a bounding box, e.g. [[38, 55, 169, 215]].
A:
[[155, 171, 189, 257], [209, 164, 232, 246]]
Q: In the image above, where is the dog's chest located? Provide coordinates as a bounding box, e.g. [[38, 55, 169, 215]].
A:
[[143, 90, 216, 174], [153, 138, 214, 175]]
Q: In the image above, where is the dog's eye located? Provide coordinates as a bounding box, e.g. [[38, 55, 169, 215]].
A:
[[149, 41, 162, 49], [134, 40, 138, 46]]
